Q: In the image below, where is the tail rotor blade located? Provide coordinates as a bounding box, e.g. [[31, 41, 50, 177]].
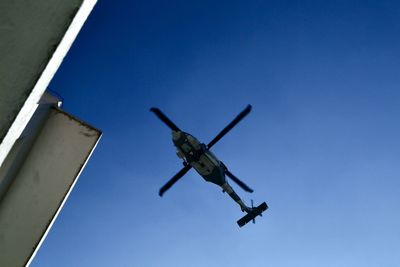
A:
[[150, 107, 181, 131], [251, 199, 255, 223], [225, 170, 254, 193], [159, 165, 191, 196], [207, 105, 252, 149]]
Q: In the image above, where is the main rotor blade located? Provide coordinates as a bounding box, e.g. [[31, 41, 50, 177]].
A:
[[159, 165, 191, 196], [150, 107, 181, 131], [225, 170, 254, 193], [207, 105, 252, 149]]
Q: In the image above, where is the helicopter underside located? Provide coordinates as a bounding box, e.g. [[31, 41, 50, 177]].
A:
[[190, 152, 226, 186], [172, 131, 226, 186]]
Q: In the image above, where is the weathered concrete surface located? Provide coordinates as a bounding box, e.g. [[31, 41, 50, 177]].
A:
[[0, 0, 97, 170], [0, 107, 101, 267]]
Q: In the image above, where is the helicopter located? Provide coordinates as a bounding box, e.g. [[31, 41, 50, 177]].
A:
[[151, 104, 267, 227]]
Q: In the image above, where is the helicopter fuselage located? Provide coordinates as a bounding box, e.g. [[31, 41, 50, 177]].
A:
[[172, 131, 226, 186], [171, 130, 250, 212]]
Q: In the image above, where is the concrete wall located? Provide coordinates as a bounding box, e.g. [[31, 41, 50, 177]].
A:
[[0, 0, 97, 170], [0, 107, 101, 267]]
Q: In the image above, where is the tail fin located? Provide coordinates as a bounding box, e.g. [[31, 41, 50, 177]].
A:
[[237, 202, 268, 227]]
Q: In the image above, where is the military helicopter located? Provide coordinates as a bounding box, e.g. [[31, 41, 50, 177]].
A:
[[151, 105, 267, 227]]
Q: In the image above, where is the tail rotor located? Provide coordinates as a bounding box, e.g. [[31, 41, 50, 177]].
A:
[[251, 200, 255, 224]]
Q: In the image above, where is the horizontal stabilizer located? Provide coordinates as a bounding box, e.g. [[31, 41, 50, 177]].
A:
[[237, 202, 268, 227]]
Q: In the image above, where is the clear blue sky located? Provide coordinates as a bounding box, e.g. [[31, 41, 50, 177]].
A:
[[32, 1, 400, 266]]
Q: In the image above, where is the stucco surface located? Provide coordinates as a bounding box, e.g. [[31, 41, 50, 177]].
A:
[[0, 0, 83, 142], [0, 108, 101, 267]]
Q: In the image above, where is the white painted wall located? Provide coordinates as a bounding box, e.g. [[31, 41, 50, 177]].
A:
[[0, 0, 97, 171], [0, 108, 101, 267]]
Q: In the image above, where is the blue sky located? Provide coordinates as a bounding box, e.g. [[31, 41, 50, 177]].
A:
[[32, 1, 400, 266]]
